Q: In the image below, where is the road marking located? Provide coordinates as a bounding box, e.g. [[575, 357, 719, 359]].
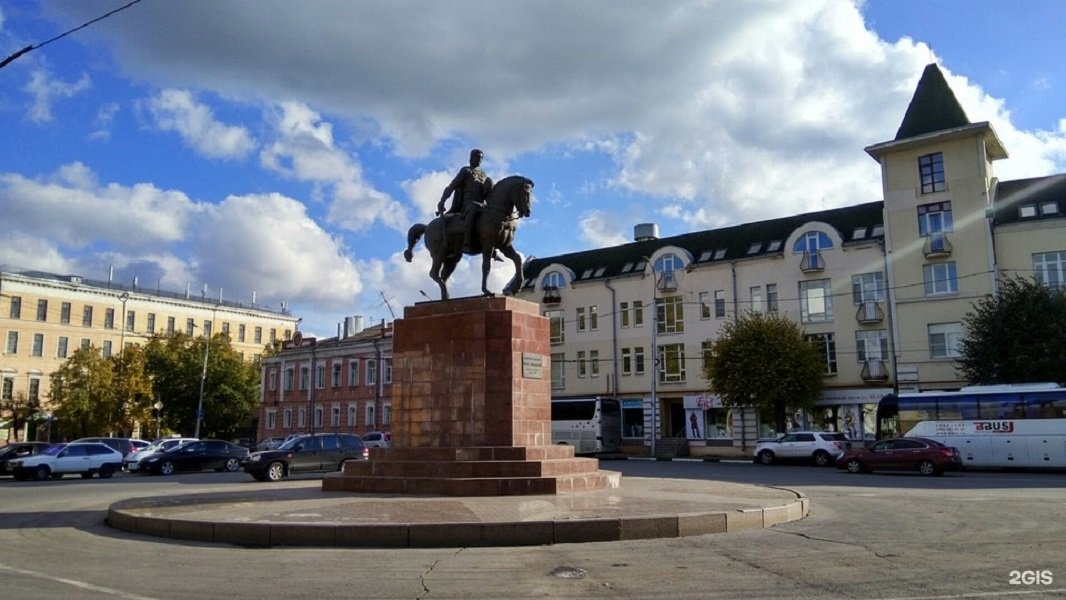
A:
[[0, 562, 162, 600]]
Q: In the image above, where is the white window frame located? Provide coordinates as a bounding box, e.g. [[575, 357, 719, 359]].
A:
[[800, 279, 833, 323], [923, 262, 958, 296], [928, 322, 963, 359]]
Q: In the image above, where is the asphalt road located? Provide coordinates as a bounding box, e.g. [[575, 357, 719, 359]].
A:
[[1, 460, 1064, 599]]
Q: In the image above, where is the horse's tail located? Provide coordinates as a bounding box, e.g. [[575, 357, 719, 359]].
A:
[[404, 223, 427, 262]]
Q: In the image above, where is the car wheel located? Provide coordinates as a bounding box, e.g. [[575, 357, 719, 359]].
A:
[[918, 460, 938, 476], [812, 450, 832, 467], [757, 450, 775, 465], [34, 466, 50, 481], [265, 461, 285, 481], [845, 458, 864, 474], [99, 464, 115, 479], [225, 458, 241, 472], [160, 461, 176, 476]]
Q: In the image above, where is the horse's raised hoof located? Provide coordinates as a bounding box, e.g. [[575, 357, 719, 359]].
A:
[[403, 249, 413, 262]]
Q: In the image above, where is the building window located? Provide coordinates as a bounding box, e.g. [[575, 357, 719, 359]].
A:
[[238, 324, 246, 342], [270, 328, 277, 343], [347, 404, 357, 427], [588, 306, 598, 331], [366, 359, 378, 386], [332, 362, 342, 388], [221, 322, 230, 336], [918, 152, 946, 194], [805, 333, 837, 375], [543, 271, 567, 289], [9, 296, 21, 319], [80, 338, 90, 350], [32, 333, 44, 357], [634, 347, 645, 375], [57, 336, 69, 359], [800, 279, 833, 323], [185, 318, 195, 336], [852, 272, 885, 304], [315, 363, 325, 389], [60, 302, 71, 324], [36, 299, 48, 322], [348, 359, 360, 386], [83, 305, 93, 327], [102, 340, 113, 358], [365, 405, 376, 428], [551, 353, 565, 389], [855, 330, 888, 362], [314, 406, 323, 428], [5, 331, 18, 355], [382, 404, 392, 426], [702, 340, 714, 371], [167, 316, 175, 334], [655, 295, 685, 334], [331, 405, 341, 427], [146, 313, 156, 333], [749, 286, 763, 314], [383, 358, 392, 384], [929, 323, 963, 359], [105, 308, 115, 330], [589, 350, 600, 377], [268, 370, 277, 391], [658, 343, 686, 383], [266, 410, 276, 430], [1, 377, 12, 401], [28, 379, 39, 402], [576, 351, 587, 378], [299, 367, 309, 390], [284, 367, 294, 391], [283, 408, 292, 429], [546, 309, 565, 344], [620, 301, 631, 328], [918, 201, 953, 237], [298, 407, 306, 428], [923, 262, 958, 295], [1034, 251, 1066, 289], [766, 284, 778, 313], [793, 230, 833, 254], [714, 290, 726, 319], [254, 326, 263, 344], [699, 292, 711, 320], [621, 348, 633, 375], [576, 307, 586, 332], [126, 311, 136, 332]]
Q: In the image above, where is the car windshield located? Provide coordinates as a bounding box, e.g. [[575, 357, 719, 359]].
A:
[[43, 443, 68, 456], [278, 437, 306, 451]]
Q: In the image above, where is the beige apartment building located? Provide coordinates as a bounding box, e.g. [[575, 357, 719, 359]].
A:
[[514, 64, 1066, 457], [1, 268, 300, 440]]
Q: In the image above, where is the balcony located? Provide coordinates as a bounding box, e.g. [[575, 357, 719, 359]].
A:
[[855, 301, 884, 324], [800, 251, 825, 273], [861, 359, 889, 382], [656, 271, 677, 292], [922, 232, 953, 258], [542, 286, 561, 305]]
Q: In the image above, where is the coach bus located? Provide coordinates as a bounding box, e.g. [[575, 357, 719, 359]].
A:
[[876, 383, 1066, 469], [550, 397, 622, 455]]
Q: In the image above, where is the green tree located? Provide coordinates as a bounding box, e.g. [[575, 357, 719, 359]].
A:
[[703, 312, 825, 432], [958, 277, 1066, 384], [49, 346, 116, 438], [145, 333, 260, 439], [1, 391, 41, 442], [111, 344, 156, 436]]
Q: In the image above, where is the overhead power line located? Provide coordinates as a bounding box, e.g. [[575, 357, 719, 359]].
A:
[[1, 0, 145, 71]]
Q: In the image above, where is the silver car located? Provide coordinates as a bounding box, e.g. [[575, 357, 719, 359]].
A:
[[125, 438, 198, 472]]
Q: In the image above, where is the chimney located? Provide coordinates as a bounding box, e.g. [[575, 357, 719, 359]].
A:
[[634, 223, 659, 242], [343, 315, 365, 337]]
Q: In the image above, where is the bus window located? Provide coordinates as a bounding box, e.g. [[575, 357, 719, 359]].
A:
[[898, 397, 937, 435], [978, 394, 1021, 419]]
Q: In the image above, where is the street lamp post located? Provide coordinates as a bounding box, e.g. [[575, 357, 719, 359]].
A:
[[194, 332, 209, 439], [154, 400, 163, 439]]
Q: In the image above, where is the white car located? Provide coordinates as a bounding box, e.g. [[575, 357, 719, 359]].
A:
[[753, 431, 850, 467], [125, 437, 198, 472], [361, 431, 391, 448], [10, 442, 124, 481]]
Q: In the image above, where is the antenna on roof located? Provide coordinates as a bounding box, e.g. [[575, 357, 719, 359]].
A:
[[379, 291, 396, 320]]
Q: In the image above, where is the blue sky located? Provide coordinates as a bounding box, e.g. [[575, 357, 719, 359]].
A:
[[2, 0, 1065, 337]]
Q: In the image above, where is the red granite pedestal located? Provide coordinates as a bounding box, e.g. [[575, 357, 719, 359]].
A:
[[322, 296, 620, 496]]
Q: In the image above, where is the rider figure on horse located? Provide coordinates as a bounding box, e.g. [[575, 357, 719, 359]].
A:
[[437, 148, 494, 254]]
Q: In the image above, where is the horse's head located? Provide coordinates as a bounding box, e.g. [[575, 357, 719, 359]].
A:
[[513, 177, 533, 218], [487, 175, 534, 218]]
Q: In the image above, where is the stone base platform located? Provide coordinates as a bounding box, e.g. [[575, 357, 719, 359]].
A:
[[324, 446, 621, 496]]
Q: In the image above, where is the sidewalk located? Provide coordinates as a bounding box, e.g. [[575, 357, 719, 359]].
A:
[[107, 475, 808, 548]]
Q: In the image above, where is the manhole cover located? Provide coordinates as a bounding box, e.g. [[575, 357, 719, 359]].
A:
[[550, 566, 588, 579]]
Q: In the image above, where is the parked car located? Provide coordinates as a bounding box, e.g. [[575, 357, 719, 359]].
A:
[[9, 442, 124, 481], [754, 431, 850, 466], [242, 433, 368, 482], [139, 439, 249, 475], [836, 437, 962, 476], [71, 437, 141, 458], [124, 437, 198, 472], [0, 442, 52, 476], [361, 431, 391, 448]]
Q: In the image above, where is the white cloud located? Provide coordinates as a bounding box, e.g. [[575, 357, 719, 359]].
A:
[[89, 102, 120, 141], [144, 89, 256, 159], [579, 210, 630, 248], [23, 69, 90, 123]]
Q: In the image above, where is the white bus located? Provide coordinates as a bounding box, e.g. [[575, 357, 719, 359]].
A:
[[550, 397, 622, 455], [876, 383, 1066, 469]]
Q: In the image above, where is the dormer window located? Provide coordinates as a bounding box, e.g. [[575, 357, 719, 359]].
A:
[[542, 271, 567, 289], [766, 240, 782, 252], [1019, 205, 1037, 218], [747, 242, 762, 255], [794, 230, 832, 272], [1040, 201, 1060, 215], [713, 249, 727, 260]]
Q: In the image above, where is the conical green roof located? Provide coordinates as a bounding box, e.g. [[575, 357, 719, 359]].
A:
[[895, 63, 970, 140]]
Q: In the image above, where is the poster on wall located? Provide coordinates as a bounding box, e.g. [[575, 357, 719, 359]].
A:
[[684, 409, 703, 440], [841, 404, 862, 440]]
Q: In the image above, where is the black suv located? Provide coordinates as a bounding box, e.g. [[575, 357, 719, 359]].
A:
[[241, 433, 367, 481]]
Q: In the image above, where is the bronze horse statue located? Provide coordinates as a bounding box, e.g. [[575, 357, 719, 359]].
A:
[[404, 175, 533, 300]]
